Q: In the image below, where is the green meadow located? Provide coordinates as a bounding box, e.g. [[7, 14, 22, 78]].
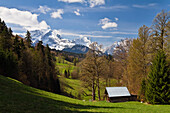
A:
[[0, 75, 169, 113]]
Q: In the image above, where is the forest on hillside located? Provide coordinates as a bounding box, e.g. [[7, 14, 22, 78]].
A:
[[0, 10, 169, 104], [0, 21, 60, 94]]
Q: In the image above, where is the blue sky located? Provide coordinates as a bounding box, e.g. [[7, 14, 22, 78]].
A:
[[0, 0, 169, 47]]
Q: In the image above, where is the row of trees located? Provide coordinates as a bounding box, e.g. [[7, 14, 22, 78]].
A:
[[0, 19, 60, 94], [126, 10, 169, 104], [80, 10, 169, 104]]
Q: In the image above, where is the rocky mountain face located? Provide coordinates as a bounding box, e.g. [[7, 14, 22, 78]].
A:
[[73, 37, 91, 48], [104, 39, 132, 55], [30, 29, 74, 50], [63, 45, 89, 54], [19, 29, 92, 51], [19, 29, 132, 55]]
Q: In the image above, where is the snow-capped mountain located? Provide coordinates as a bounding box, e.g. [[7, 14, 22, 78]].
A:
[[63, 45, 89, 54], [30, 29, 75, 50], [73, 37, 91, 47], [104, 42, 119, 55], [104, 39, 132, 55], [18, 29, 132, 55], [19, 29, 92, 51]]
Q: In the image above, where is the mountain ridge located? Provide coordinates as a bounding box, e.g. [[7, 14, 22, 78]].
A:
[[18, 29, 132, 55]]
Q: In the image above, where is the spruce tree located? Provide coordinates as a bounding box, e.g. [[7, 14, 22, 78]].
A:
[[25, 30, 32, 48], [64, 70, 68, 78], [68, 70, 70, 78], [145, 50, 170, 104], [20, 39, 25, 51], [13, 35, 21, 59]]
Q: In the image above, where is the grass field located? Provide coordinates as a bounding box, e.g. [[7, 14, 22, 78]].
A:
[[55, 57, 76, 75], [59, 76, 92, 100], [0, 75, 169, 113], [59, 75, 117, 101]]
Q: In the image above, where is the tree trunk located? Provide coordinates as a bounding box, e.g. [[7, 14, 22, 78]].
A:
[[92, 76, 95, 101], [97, 76, 101, 101]]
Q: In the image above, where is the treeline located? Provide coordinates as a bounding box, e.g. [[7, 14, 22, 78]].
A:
[[125, 10, 169, 104], [51, 49, 85, 63], [80, 10, 170, 104], [0, 19, 60, 94]]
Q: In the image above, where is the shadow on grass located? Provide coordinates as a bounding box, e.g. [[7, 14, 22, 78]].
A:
[[0, 76, 127, 113], [22, 89, 127, 113]]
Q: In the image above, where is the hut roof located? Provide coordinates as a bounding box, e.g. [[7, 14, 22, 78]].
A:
[[105, 87, 131, 97]]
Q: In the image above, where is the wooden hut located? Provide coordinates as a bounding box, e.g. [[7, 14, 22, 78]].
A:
[[104, 87, 136, 102]]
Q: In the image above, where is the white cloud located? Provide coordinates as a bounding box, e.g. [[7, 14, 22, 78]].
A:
[[148, 3, 157, 6], [91, 31, 138, 35], [110, 31, 137, 35], [0, 7, 50, 31], [88, 0, 105, 8], [57, 29, 112, 38], [115, 17, 118, 21], [74, 9, 81, 16], [100, 5, 128, 10], [58, 0, 84, 3], [38, 5, 51, 14], [51, 9, 64, 19], [99, 18, 118, 30], [58, 0, 105, 7], [133, 3, 157, 8]]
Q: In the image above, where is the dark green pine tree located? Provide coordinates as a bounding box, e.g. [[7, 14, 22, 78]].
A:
[[8, 28, 13, 37], [25, 30, 32, 48], [13, 35, 21, 59], [73, 58, 76, 66], [68, 70, 70, 78], [20, 39, 25, 51], [145, 50, 170, 104], [0, 22, 12, 50], [45, 44, 52, 66], [64, 70, 68, 78]]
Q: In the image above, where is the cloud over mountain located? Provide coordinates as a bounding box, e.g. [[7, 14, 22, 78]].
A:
[[0, 6, 50, 31]]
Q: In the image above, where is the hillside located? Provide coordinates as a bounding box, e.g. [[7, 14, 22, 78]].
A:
[[55, 57, 76, 74], [0, 75, 169, 113], [59, 76, 92, 100], [55, 58, 117, 100]]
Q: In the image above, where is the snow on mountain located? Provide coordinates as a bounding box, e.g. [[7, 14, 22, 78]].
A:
[[18, 29, 92, 51], [104, 42, 119, 55], [29, 29, 76, 50], [104, 39, 132, 55], [73, 37, 92, 47], [18, 29, 131, 54], [63, 45, 89, 54]]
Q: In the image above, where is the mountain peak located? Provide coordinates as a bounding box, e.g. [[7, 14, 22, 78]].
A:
[[18, 29, 93, 51], [74, 36, 91, 47], [104, 38, 132, 55]]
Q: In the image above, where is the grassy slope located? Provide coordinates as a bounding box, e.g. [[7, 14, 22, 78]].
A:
[[55, 57, 75, 74], [55, 57, 117, 100], [59, 76, 92, 100], [0, 75, 169, 113], [59, 76, 117, 101]]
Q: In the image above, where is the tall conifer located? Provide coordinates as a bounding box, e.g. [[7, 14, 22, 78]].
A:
[[25, 30, 32, 48], [145, 50, 170, 104]]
